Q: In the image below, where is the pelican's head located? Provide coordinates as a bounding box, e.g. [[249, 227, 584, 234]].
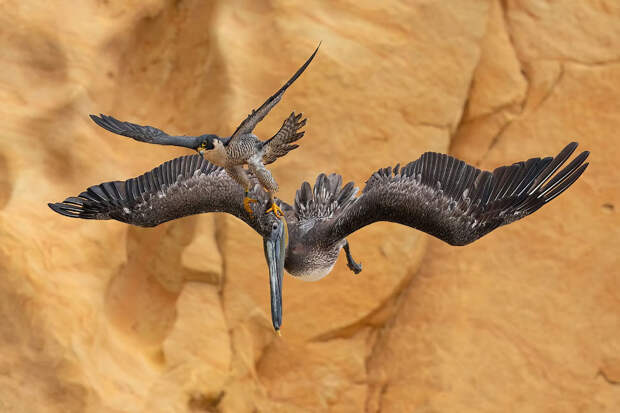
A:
[[260, 210, 289, 334]]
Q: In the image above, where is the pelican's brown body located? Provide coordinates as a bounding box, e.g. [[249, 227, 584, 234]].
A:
[[49, 142, 589, 331]]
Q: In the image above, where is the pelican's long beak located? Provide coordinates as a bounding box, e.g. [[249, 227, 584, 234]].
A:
[[263, 219, 288, 333]]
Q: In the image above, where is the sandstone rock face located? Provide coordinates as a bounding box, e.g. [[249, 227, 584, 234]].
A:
[[0, 1, 618, 412]]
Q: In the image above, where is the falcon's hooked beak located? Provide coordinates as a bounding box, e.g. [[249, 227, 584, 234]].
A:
[[262, 217, 288, 334]]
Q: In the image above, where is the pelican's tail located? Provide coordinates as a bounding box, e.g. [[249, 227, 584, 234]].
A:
[[293, 173, 359, 220]]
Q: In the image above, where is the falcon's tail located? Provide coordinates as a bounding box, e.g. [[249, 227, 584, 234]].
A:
[[262, 112, 306, 165]]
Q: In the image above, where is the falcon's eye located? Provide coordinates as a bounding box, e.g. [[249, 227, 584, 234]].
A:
[[199, 139, 214, 150]]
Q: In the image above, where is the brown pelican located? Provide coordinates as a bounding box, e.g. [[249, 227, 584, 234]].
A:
[[48, 142, 589, 332], [89, 44, 320, 219]]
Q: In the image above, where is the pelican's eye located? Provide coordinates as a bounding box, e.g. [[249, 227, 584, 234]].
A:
[[272, 222, 279, 231]]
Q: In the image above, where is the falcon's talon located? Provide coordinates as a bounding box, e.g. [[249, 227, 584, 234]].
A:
[[243, 196, 258, 216], [266, 202, 284, 218]]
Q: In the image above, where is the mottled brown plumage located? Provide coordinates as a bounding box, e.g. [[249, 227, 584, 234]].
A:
[[49, 142, 589, 331]]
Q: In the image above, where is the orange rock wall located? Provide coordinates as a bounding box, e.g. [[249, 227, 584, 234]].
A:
[[0, 1, 618, 412]]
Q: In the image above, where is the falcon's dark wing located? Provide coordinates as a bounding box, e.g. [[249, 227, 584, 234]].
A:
[[90, 114, 203, 149], [48, 155, 263, 232], [229, 43, 319, 142], [262, 112, 306, 165], [311, 142, 589, 246]]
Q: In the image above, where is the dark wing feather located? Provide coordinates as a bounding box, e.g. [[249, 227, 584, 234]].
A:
[[229, 43, 319, 141], [318, 142, 589, 246], [49, 155, 262, 232], [262, 112, 306, 165], [90, 114, 203, 149]]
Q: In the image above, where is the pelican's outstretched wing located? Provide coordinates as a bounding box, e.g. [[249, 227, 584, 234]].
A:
[[48, 155, 263, 232], [90, 114, 203, 150], [229, 43, 319, 142], [313, 142, 589, 246]]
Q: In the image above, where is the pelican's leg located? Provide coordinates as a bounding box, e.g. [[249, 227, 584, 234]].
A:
[[343, 240, 362, 275]]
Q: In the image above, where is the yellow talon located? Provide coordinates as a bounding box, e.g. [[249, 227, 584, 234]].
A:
[[243, 196, 258, 216], [276, 330, 282, 337], [266, 202, 284, 218]]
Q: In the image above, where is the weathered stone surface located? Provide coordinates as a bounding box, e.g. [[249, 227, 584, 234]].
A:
[[367, 19, 620, 413], [504, 0, 620, 64], [464, 0, 527, 121], [0, 0, 617, 412]]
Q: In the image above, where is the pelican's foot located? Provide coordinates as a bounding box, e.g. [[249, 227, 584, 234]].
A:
[[343, 240, 362, 275], [266, 202, 284, 218], [243, 195, 258, 217], [347, 260, 363, 275]]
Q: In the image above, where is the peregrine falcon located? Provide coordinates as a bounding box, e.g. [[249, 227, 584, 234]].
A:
[[49, 142, 589, 332], [89, 43, 320, 219]]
